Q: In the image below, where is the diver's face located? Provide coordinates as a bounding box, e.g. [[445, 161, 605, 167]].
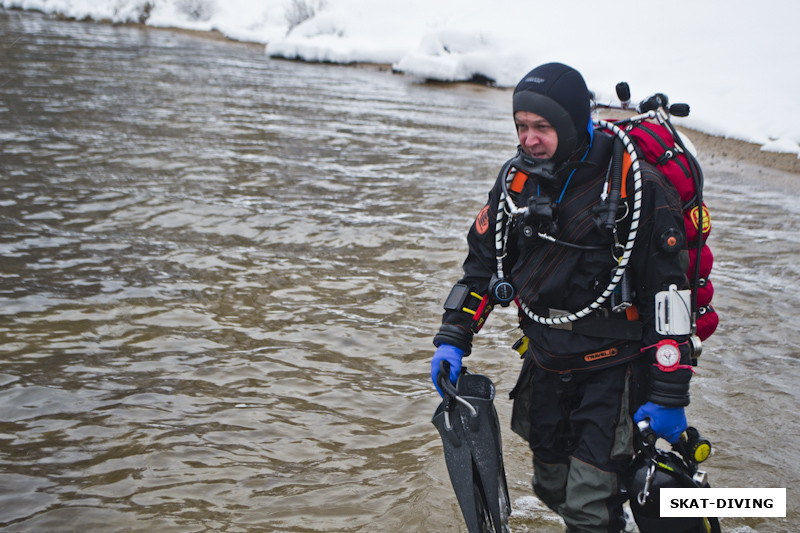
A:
[[514, 111, 558, 159]]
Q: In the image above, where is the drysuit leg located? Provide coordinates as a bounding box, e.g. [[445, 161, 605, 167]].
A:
[[529, 361, 643, 533]]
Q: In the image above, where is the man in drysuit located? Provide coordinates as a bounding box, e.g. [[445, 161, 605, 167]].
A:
[[431, 62, 694, 532]]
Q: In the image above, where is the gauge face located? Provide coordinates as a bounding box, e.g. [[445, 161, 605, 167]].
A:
[[655, 341, 681, 369]]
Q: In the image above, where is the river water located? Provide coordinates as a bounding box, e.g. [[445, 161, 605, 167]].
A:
[[1, 9, 798, 533]]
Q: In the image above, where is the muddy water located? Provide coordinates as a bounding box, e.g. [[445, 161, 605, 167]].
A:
[[1, 9, 798, 532]]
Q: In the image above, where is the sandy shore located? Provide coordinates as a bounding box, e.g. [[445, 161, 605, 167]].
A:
[[593, 108, 800, 177], [661, 125, 800, 197], [674, 125, 800, 176]]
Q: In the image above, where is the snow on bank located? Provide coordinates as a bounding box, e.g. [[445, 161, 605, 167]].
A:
[[2, 0, 799, 157]]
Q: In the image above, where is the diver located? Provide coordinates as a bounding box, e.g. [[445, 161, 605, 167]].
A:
[[430, 62, 694, 532]]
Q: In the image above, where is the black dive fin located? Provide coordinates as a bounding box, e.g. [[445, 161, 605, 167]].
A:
[[432, 368, 511, 532]]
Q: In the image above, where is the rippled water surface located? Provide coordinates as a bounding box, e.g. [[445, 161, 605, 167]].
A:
[[1, 9, 799, 532]]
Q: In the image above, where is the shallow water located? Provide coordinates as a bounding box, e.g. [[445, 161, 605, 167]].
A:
[[1, 9, 798, 532]]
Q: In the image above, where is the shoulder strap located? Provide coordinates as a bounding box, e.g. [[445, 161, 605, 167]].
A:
[[509, 169, 529, 193], [634, 122, 692, 181]]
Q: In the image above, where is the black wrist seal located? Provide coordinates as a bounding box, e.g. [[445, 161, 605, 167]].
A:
[[648, 366, 691, 407], [433, 323, 473, 356]]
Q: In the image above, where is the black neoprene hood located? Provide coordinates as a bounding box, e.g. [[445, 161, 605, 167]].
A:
[[513, 62, 591, 164]]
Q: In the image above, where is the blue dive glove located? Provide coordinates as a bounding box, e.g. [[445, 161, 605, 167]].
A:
[[431, 343, 464, 397], [634, 401, 687, 444]]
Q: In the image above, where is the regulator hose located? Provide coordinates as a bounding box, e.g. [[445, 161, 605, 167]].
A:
[[514, 119, 643, 326]]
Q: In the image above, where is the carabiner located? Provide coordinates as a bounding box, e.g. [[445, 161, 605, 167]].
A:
[[637, 462, 657, 506]]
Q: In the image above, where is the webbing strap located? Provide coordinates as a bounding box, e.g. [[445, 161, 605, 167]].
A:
[[621, 152, 632, 199], [571, 317, 643, 340], [509, 169, 529, 193], [605, 151, 632, 200]]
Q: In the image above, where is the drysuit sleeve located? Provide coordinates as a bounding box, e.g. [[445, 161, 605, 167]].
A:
[[629, 166, 693, 406], [433, 174, 505, 355]]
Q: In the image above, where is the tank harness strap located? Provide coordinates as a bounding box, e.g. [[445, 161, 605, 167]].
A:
[[605, 150, 632, 200], [509, 169, 529, 193], [534, 307, 643, 341], [697, 304, 714, 316], [620, 151, 632, 199], [636, 122, 691, 176], [567, 316, 643, 340]]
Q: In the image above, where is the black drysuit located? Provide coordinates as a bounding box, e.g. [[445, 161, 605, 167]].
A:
[[433, 129, 693, 532]]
